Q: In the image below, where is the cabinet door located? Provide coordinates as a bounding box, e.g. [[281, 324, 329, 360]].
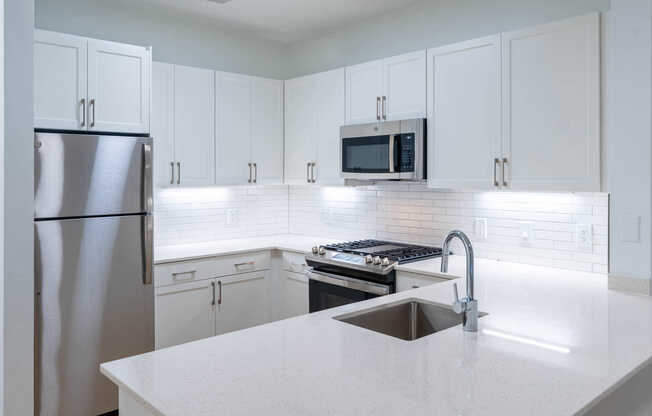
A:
[[151, 62, 175, 187], [251, 77, 284, 185], [345, 59, 383, 125], [34, 30, 87, 130], [173, 65, 215, 186], [284, 75, 317, 184], [281, 271, 309, 319], [314, 68, 345, 185], [502, 13, 600, 191], [216, 72, 253, 185], [383, 50, 426, 121], [155, 280, 216, 349], [427, 36, 501, 189], [87, 39, 150, 133], [215, 271, 270, 336]]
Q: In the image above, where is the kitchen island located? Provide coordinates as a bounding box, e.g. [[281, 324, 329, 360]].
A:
[[101, 256, 652, 416]]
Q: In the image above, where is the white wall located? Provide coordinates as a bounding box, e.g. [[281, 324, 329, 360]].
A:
[[3, 0, 34, 415], [603, 0, 652, 293], [35, 0, 289, 79], [284, 0, 611, 77]]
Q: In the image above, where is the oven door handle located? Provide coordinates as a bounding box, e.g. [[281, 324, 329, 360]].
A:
[[305, 268, 390, 296]]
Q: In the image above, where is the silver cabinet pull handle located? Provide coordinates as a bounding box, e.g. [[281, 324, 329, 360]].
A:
[[311, 162, 316, 183], [89, 99, 96, 127], [493, 158, 500, 187], [170, 162, 175, 185], [211, 281, 216, 306], [502, 158, 508, 187], [248, 163, 252, 183], [218, 280, 222, 305], [307, 162, 311, 183], [253, 163, 257, 184], [382, 96, 387, 120], [376, 96, 381, 121], [80, 98, 86, 127], [177, 162, 181, 185], [172, 270, 196, 281]]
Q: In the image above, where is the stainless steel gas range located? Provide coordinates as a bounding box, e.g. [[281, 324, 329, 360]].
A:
[[305, 240, 443, 313]]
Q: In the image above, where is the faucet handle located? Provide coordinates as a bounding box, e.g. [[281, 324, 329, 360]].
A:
[[452, 283, 464, 314]]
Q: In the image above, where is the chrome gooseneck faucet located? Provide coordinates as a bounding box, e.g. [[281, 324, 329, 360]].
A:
[[441, 230, 478, 332]]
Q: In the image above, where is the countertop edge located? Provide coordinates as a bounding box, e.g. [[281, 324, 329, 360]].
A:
[[99, 364, 167, 416]]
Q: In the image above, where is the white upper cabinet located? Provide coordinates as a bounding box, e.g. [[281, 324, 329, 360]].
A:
[[251, 77, 284, 185], [174, 65, 215, 186], [345, 51, 426, 125], [427, 35, 501, 190], [34, 29, 150, 134], [285, 69, 345, 185], [501, 13, 600, 191], [215, 73, 284, 185], [151, 62, 174, 187], [34, 30, 87, 130], [383, 51, 427, 121], [215, 72, 253, 185], [87, 39, 150, 133], [284, 75, 318, 184], [346, 59, 384, 125], [314, 68, 345, 185]]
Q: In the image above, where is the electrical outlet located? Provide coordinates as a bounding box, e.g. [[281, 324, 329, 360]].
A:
[[226, 208, 238, 225], [473, 218, 488, 240], [519, 222, 533, 246], [576, 224, 593, 251]]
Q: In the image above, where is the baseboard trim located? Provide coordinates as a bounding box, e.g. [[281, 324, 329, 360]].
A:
[[608, 275, 651, 295]]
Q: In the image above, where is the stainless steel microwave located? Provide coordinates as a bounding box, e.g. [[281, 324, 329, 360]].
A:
[[339, 118, 426, 181]]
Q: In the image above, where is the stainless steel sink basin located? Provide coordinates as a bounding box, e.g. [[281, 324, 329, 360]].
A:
[[334, 298, 487, 341]]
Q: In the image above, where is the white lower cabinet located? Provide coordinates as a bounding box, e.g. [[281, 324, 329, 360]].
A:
[[281, 271, 309, 319], [155, 280, 216, 349], [215, 271, 270, 336], [396, 271, 447, 292]]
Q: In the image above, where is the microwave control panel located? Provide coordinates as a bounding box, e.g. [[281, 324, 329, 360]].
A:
[[398, 133, 415, 172]]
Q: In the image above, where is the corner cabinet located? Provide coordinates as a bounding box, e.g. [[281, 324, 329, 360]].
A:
[[427, 13, 600, 192], [345, 50, 426, 125], [284, 68, 345, 185], [34, 29, 150, 134]]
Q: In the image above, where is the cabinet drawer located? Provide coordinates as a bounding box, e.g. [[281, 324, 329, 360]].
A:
[[155, 258, 219, 288], [214, 251, 271, 277], [282, 251, 308, 273], [396, 272, 447, 292]]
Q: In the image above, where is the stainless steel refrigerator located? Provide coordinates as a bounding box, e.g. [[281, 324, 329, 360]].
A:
[[34, 132, 154, 416]]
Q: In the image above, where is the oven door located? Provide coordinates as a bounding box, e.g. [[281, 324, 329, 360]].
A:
[[307, 269, 392, 313]]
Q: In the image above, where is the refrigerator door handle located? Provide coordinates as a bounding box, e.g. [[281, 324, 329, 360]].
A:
[[142, 215, 154, 285], [143, 143, 153, 213]]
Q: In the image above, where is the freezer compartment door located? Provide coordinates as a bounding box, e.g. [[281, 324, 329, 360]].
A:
[[35, 215, 154, 416], [34, 133, 153, 219]]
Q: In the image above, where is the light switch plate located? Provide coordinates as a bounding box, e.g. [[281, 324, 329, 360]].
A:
[[226, 208, 238, 225], [621, 215, 641, 243], [519, 222, 533, 246], [473, 218, 488, 240], [575, 224, 593, 251]]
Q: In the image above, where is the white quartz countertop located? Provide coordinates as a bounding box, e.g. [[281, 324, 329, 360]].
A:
[[154, 234, 342, 264], [101, 255, 652, 416]]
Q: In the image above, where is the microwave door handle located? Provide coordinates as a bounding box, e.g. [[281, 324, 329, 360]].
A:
[[389, 135, 395, 173]]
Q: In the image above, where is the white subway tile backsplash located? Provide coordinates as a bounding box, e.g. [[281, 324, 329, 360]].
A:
[[154, 183, 609, 273]]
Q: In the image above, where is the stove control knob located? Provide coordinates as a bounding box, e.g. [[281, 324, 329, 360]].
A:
[[373, 256, 382, 265], [318, 246, 326, 256], [364, 255, 374, 264], [381, 257, 391, 266], [312, 246, 319, 255]]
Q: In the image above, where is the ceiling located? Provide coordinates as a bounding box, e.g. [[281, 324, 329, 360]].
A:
[[137, 0, 422, 43]]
